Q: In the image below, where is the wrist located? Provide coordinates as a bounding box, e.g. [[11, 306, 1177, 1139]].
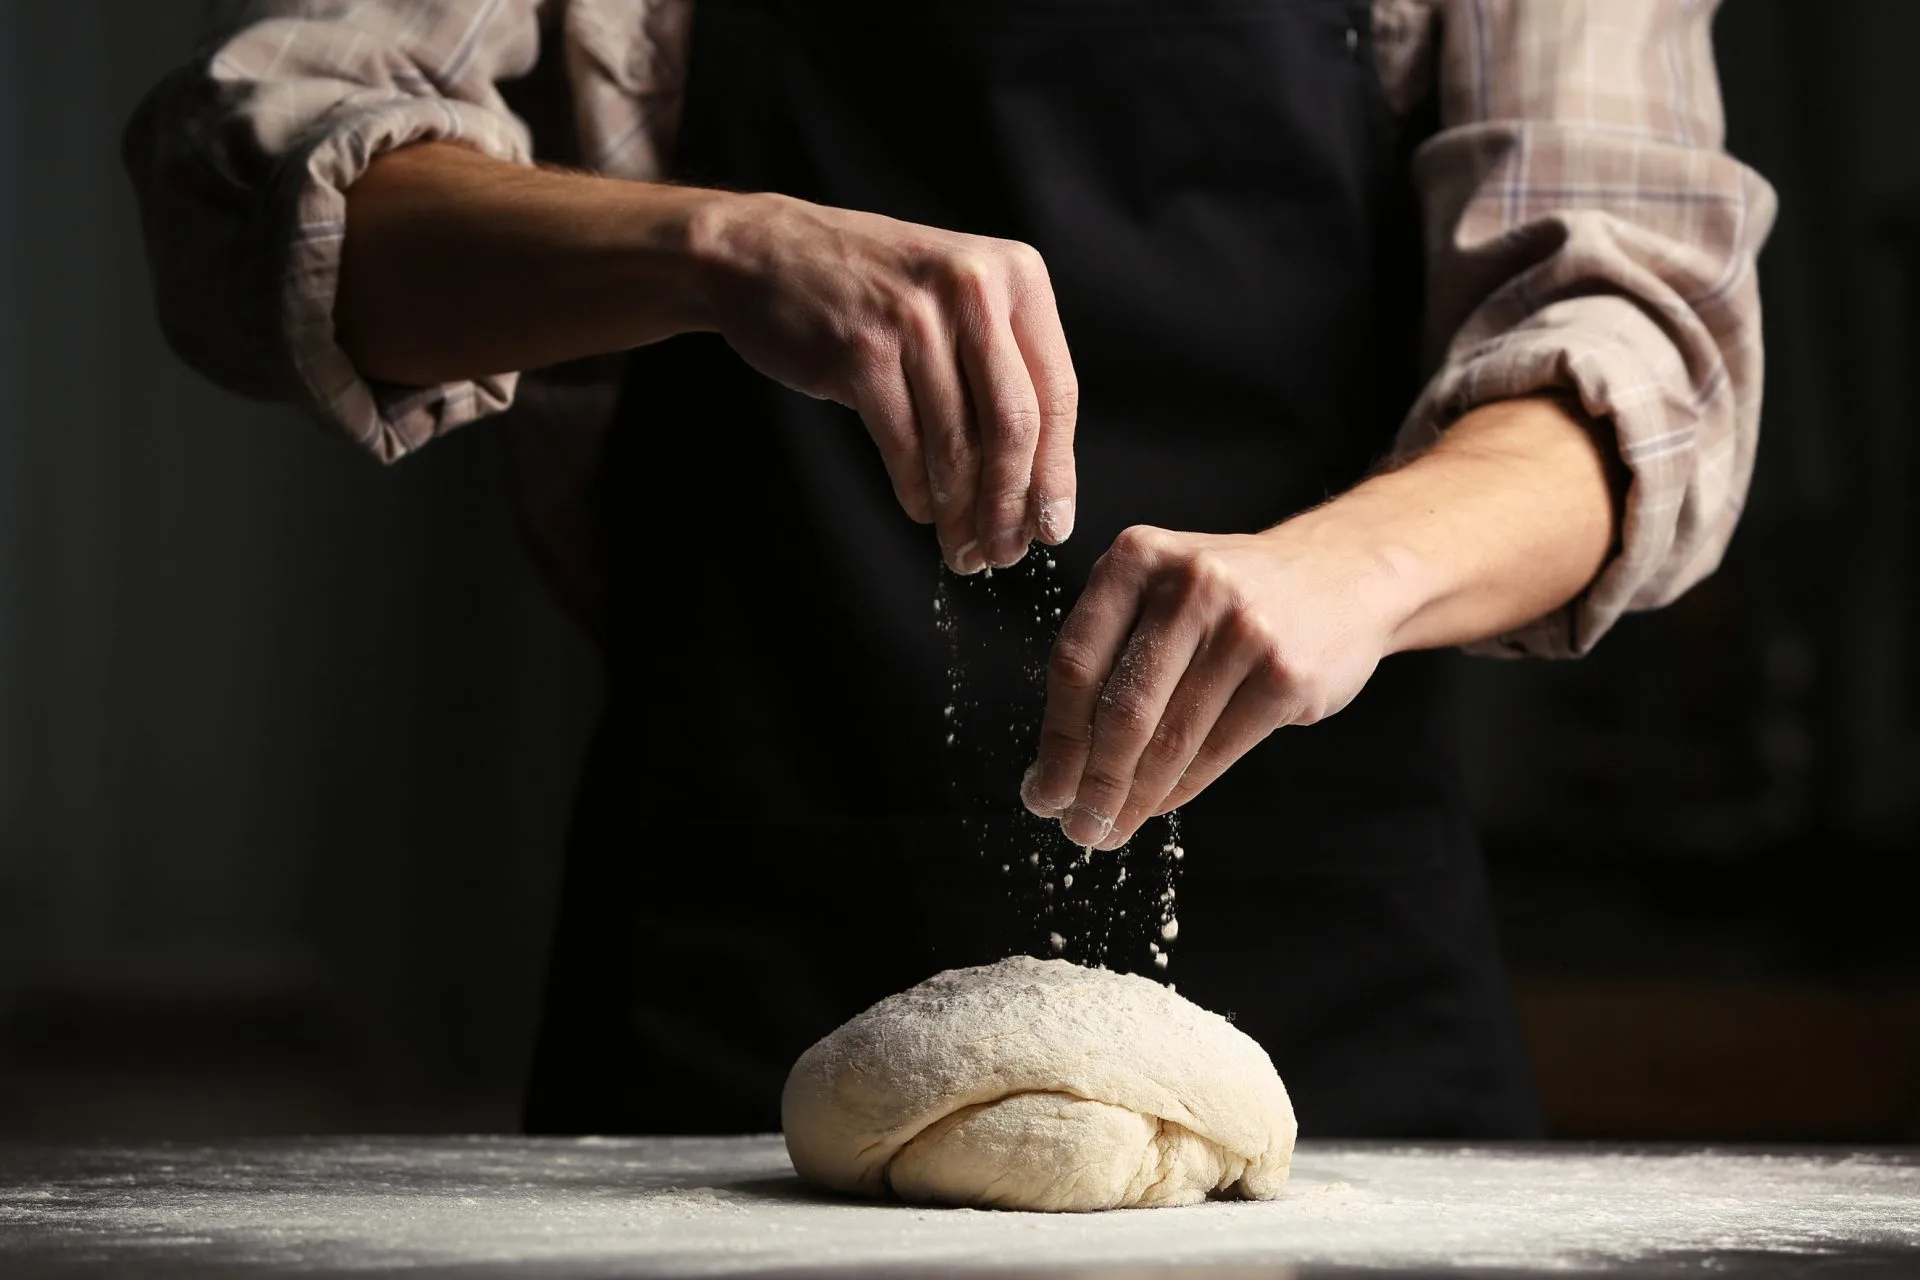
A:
[[679, 188, 782, 335], [1259, 501, 1447, 658], [584, 181, 755, 338]]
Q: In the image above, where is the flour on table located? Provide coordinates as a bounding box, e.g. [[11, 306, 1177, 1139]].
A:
[[781, 955, 1296, 1212]]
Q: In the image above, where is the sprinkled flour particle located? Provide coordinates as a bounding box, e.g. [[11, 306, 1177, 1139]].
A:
[[1048, 932, 1065, 953], [1154, 952, 1169, 970], [1161, 918, 1180, 942], [1029, 852, 1040, 866], [1172, 846, 1184, 861], [1062, 874, 1074, 889]]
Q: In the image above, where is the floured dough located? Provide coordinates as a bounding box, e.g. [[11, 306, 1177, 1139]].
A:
[[781, 956, 1296, 1212]]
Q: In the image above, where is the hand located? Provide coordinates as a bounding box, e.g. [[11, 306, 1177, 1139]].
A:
[[691, 192, 1079, 572], [1020, 521, 1404, 850]]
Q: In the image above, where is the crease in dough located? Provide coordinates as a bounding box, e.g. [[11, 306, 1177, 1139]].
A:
[[782, 956, 1297, 1212]]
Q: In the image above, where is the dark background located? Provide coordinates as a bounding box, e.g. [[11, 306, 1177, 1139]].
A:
[[1, 2, 1915, 1142]]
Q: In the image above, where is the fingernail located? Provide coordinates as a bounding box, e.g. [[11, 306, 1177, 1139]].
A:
[[1065, 804, 1113, 847], [1038, 497, 1074, 544], [988, 533, 1027, 567], [1021, 762, 1069, 816], [951, 540, 985, 575], [1095, 825, 1130, 853], [1037, 760, 1076, 810]]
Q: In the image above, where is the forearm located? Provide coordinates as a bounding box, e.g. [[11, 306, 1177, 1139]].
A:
[[335, 142, 726, 385], [340, 140, 1077, 573], [1283, 395, 1622, 654]]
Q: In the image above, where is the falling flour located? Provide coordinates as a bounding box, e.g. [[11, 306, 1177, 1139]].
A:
[[935, 548, 1186, 982]]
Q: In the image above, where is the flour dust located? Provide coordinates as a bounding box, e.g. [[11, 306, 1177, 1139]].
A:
[[937, 549, 1185, 980]]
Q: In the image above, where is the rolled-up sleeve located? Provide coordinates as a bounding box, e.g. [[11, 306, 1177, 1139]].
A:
[[124, 1, 544, 462], [1385, 0, 1778, 657]]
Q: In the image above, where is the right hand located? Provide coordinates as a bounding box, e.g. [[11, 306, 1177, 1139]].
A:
[[690, 192, 1078, 572]]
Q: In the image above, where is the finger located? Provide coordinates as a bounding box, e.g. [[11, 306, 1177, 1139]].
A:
[[1105, 638, 1250, 846], [1008, 253, 1077, 546], [1021, 528, 1161, 828], [960, 306, 1042, 569], [849, 360, 934, 527], [902, 307, 982, 573], [1069, 602, 1205, 851], [1154, 677, 1294, 814]]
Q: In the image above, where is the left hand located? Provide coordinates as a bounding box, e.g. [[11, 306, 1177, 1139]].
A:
[[1020, 521, 1404, 850]]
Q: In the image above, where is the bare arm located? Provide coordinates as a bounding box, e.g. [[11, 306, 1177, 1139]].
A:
[[336, 142, 1078, 573], [1023, 394, 1618, 850], [1314, 395, 1621, 655], [336, 143, 720, 384], [1018, 0, 1782, 849]]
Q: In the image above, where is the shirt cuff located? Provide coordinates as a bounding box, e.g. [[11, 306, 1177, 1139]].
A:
[[273, 98, 534, 462], [1394, 295, 1719, 661]]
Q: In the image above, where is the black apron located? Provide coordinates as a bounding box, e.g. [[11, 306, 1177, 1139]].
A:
[[525, 0, 1544, 1139]]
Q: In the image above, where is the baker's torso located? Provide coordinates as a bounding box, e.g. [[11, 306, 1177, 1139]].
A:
[[525, 0, 1541, 1140]]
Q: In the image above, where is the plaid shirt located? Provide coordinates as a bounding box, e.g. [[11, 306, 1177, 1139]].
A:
[[125, 0, 1776, 656]]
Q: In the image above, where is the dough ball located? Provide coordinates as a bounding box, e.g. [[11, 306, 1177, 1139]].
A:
[[781, 956, 1296, 1212]]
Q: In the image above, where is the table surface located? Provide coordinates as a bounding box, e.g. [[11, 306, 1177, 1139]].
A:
[[0, 1136, 1915, 1278]]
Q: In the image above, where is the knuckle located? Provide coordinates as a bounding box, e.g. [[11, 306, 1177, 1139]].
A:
[[1187, 549, 1235, 596], [926, 419, 977, 475], [932, 435, 976, 485], [1040, 719, 1092, 755], [1075, 763, 1128, 800], [980, 479, 1026, 513], [1109, 524, 1162, 566], [1259, 628, 1296, 680], [1005, 238, 1047, 275], [943, 252, 997, 307], [1168, 769, 1214, 809], [990, 399, 1041, 448], [1147, 717, 1199, 763], [1249, 640, 1295, 692], [899, 298, 946, 351], [1187, 737, 1235, 778], [1223, 605, 1276, 658], [1005, 242, 1053, 296], [1096, 687, 1155, 735], [1041, 376, 1079, 425], [1049, 640, 1105, 692], [1144, 717, 1190, 756], [1161, 550, 1232, 611]]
